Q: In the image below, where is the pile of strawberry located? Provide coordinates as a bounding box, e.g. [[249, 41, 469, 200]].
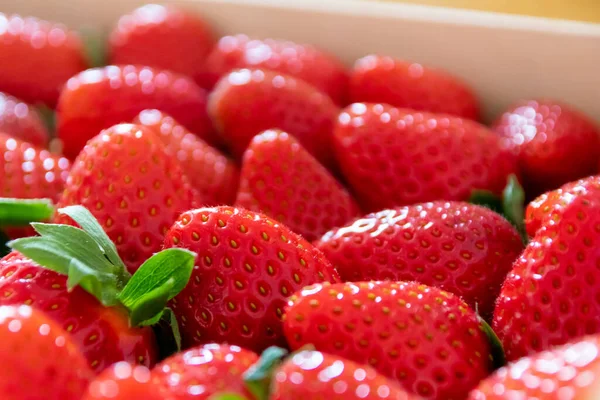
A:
[[0, 4, 599, 400]]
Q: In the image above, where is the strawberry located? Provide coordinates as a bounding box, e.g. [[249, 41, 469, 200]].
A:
[[270, 350, 416, 400], [56, 65, 216, 160], [208, 68, 339, 166], [201, 34, 348, 103], [493, 191, 600, 361], [235, 129, 360, 241], [153, 343, 259, 399], [55, 123, 197, 273], [109, 4, 215, 89], [0, 13, 87, 107], [315, 202, 523, 319], [134, 109, 239, 205], [491, 100, 600, 197], [163, 206, 340, 352], [0, 92, 49, 147], [0, 304, 93, 400], [469, 334, 600, 400], [84, 362, 164, 400], [283, 281, 497, 400], [349, 55, 479, 120], [333, 103, 518, 211]]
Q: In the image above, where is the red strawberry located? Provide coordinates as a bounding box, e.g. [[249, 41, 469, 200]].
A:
[[315, 202, 523, 319], [84, 362, 164, 400], [163, 206, 340, 352], [0, 251, 157, 372], [271, 350, 416, 400], [334, 103, 518, 211], [0, 304, 93, 400], [469, 334, 600, 400], [284, 281, 497, 400], [202, 34, 348, 103], [55, 123, 197, 273], [134, 109, 239, 205], [208, 68, 339, 166], [491, 100, 600, 196], [0, 13, 87, 107], [525, 175, 600, 237], [109, 4, 215, 88], [349, 55, 479, 120], [236, 129, 360, 241], [56, 65, 216, 160], [493, 191, 600, 361], [153, 343, 259, 399], [0, 92, 49, 147]]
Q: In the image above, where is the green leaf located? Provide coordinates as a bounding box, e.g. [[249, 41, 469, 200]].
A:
[[35, 105, 56, 135], [81, 28, 107, 68], [165, 307, 182, 352], [244, 346, 289, 400], [502, 175, 527, 242], [118, 248, 195, 326], [0, 198, 54, 227], [207, 394, 247, 400], [469, 190, 503, 214], [66, 258, 120, 306], [479, 316, 506, 370]]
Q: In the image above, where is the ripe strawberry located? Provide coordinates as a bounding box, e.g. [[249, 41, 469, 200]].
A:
[[109, 4, 215, 88], [55, 123, 197, 273], [134, 109, 239, 205], [0, 251, 157, 372], [153, 343, 259, 399], [0, 13, 87, 107], [493, 192, 600, 361], [334, 103, 517, 211], [469, 334, 600, 400], [208, 68, 339, 166], [349, 55, 479, 120], [56, 65, 216, 160], [84, 362, 164, 400], [525, 175, 600, 237], [284, 281, 496, 399], [164, 206, 340, 352], [0, 92, 49, 147], [271, 350, 416, 400], [491, 99, 600, 196], [202, 34, 348, 103], [0, 304, 93, 400], [236, 129, 360, 241], [315, 202, 523, 319]]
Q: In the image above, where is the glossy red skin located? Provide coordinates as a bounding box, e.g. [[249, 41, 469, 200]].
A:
[[0, 252, 157, 373], [284, 281, 494, 400], [134, 109, 239, 205], [272, 350, 415, 400], [349, 55, 479, 120], [57, 65, 216, 160], [153, 343, 258, 399], [493, 193, 600, 361], [109, 4, 215, 88], [0, 304, 93, 400], [84, 362, 164, 400], [0, 13, 87, 107], [201, 34, 348, 103], [334, 103, 518, 211], [315, 202, 523, 319], [55, 123, 197, 273], [525, 175, 600, 238], [491, 100, 600, 196], [469, 334, 600, 400], [0, 92, 49, 147], [164, 206, 340, 353], [208, 68, 339, 166], [236, 129, 360, 241]]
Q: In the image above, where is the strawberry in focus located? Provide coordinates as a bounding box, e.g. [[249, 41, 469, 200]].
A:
[[0, 92, 49, 147], [0, 304, 93, 400], [333, 103, 517, 211], [349, 55, 479, 120], [236, 129, 360, 241], [83, 362, 164, 400], [163, 206, 340, 352], [57, 65, 216, 160]]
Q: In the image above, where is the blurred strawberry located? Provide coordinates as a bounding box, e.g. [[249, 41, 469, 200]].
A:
[[84, 362, 164, 400], [0, 92, 49, 147]]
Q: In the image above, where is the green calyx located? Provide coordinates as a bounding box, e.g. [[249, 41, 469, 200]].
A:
[[478, 316, 506, 370], [244, 346, 289, 400], [0, 198, 55, 227], [7, 204, 196, 349]]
